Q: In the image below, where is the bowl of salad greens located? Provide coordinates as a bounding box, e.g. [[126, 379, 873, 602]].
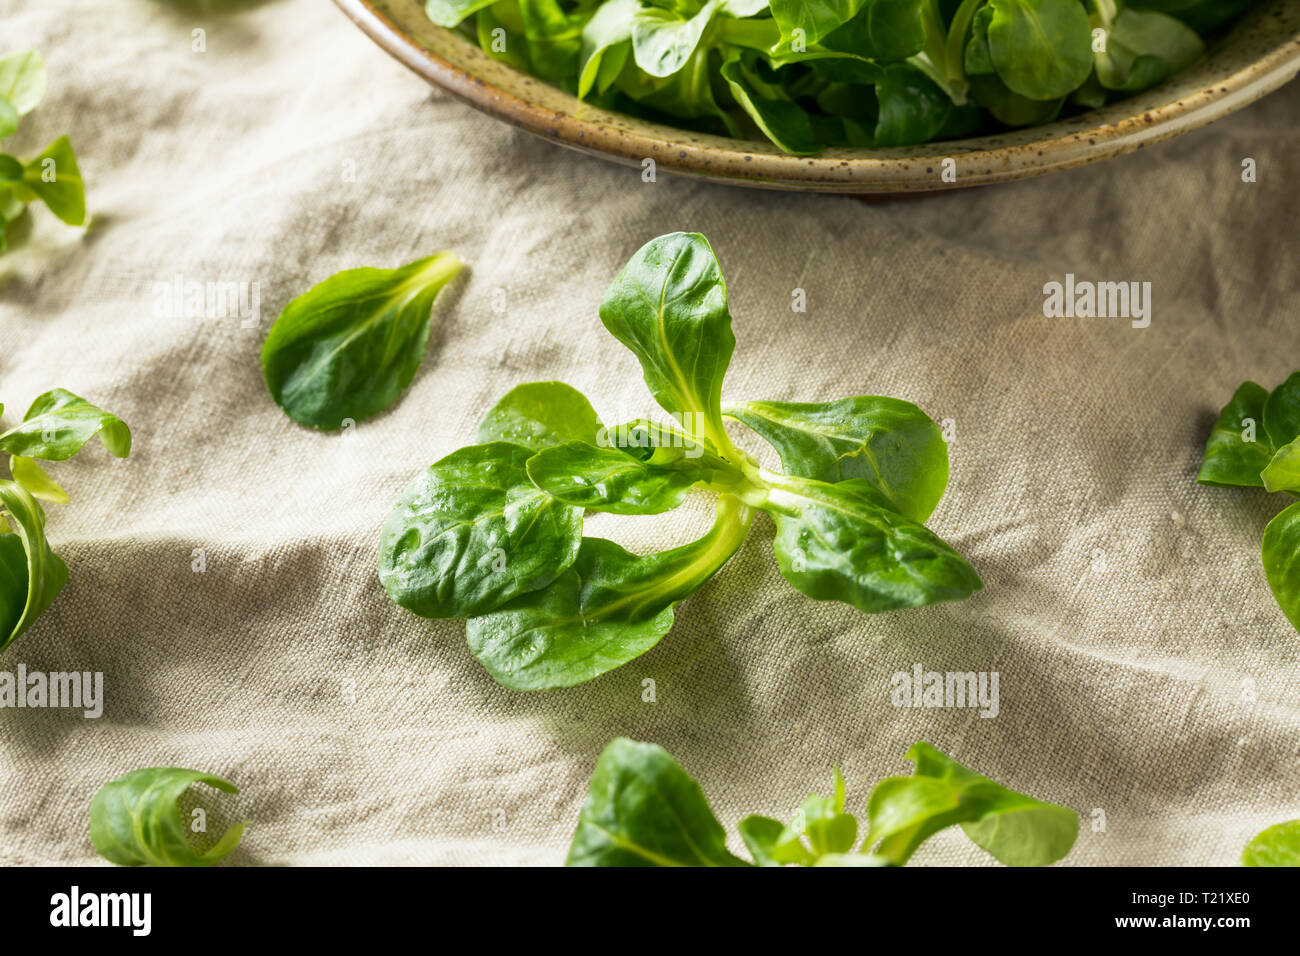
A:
[[337, 0, 1300, 191]]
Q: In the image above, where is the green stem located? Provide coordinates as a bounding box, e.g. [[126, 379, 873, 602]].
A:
[[658, 493, 754, 599], [704, 454, 768, 507], [918, 0, 954, 88], [910, 0, 982, 106], [943, 0, 983, 103]]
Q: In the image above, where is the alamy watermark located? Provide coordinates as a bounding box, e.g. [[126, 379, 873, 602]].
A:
[[50, 887, 150, 936], [1043, 273, 1151, 328], [0, 664, 103, 717], [596, 414, 705, 459], [890, 663, 999, 718], [151, 274, 261, 327]]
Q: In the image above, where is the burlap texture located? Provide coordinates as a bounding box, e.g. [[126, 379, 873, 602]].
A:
[[1, 0, 1297, 865]]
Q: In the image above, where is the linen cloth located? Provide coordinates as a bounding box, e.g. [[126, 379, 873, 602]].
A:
[[1, 0, 1297, 867]]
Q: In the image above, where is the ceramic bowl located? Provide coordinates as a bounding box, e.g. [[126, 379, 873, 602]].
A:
[[335, 0, 1300, 193]]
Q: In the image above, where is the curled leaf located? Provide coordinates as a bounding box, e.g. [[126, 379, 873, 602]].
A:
[[0, 388, 130, 461], [89, 768, 246, 867], [0, 478, 68, 651]]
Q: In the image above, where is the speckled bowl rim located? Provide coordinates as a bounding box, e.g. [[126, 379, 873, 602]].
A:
[[336, 0, 1300, 193]]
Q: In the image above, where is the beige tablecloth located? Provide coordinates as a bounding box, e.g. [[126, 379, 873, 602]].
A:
[[1, 0, 1297, 866]]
